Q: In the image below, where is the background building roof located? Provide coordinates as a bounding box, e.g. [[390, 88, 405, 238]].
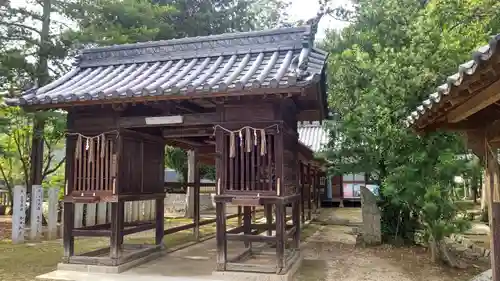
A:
[[298, 121, 329, 152]]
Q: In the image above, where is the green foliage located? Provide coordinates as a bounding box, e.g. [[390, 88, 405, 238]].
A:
[[62, 0, 292, 48], [320, 0, 500, 248], [164, 146, 188, 183], [0, 106, 66, 201], [164, 147, 216, 183], [62, 0, 177, 45]]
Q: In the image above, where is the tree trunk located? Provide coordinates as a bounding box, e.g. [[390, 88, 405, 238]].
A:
[[471, 184, 478, 204], [429, 237, 439, 263], [27, 0, 51, 224]]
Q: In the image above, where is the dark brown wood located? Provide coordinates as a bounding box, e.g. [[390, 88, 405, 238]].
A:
[[265, 204, 273, 236], [231, 197, 262, 206], [215, 202, 227, 271], [300, 163, 305, 224], [491, 202, 500, 281], [57, 74, 323, 274], [110, 202, 122, 259], [237, 206, 242, 226], [307, 164, 312, 221], [275, 202, 285, 273], [63, 202, 75, 260], [292, 200, 300, 249], [243, 206, 252, 248], [155, 198, 164, 245], [72, 228, 111, 237]]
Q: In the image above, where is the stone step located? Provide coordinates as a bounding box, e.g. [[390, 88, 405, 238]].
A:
[[37, 270, 221, 281]]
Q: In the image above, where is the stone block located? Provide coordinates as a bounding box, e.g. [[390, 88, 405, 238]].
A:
[[360, 186, 382, 245]]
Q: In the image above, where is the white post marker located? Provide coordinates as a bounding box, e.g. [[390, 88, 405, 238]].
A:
[[139, 200, 146, 221], [86, 203, 97, 227], [144, 200, 151, 220], [132, 201, 139, 221], [74, 203, 84, 228], [97, 202, 107, 224], [149, 200, 156, 220], [47, 187, 59, 240], [30, 185, 44, 240], [12, 185, 26, 243]]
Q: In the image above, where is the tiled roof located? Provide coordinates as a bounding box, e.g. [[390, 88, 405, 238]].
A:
[[406, 34, 500, 128], [298, 121, 329, 152], [7, 26, 328, 106]]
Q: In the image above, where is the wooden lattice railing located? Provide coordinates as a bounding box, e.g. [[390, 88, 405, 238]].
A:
[[222, 129, 276, 192], [72, 133, 116, 194]]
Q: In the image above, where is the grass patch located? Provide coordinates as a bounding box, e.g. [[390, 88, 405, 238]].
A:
[[0, 215, 250, 281]]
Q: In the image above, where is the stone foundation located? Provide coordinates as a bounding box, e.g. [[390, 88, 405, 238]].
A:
[[211, 253, 303, 281]]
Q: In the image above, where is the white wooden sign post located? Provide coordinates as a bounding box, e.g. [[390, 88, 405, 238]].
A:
[[12, 185, 26, 243], [47, 187, 59, 240], [30, 185, 44, 240]]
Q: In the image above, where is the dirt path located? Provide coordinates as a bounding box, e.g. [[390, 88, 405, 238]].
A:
[[297, 208, 487, 281]]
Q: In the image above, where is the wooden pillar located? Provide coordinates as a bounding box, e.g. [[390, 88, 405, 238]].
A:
[[307, 164, 311, 221], [243, 206, 252, 248], [215, 202, 227, 271], [62, 202, 75, 261], [316, 172, 321, 210], [300, 163, 305, 224], [265, 204, 273, 236], [110, 202, 123, 260], [214, 116, 227, 271], [275, 201, 285, 273], [156, 198, 165, 245], [490, 164, 500, 281], [193, 149, 200, 241], [312, 169, 317, 213], [237, 206, 243, 226], [292, 198, 300, 249]]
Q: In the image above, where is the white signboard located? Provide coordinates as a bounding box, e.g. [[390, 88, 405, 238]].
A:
[[145, 115, 183, 125], [30, 185, 43, 240], [47, 187, 59, 240], [12, 185, 26, 243]]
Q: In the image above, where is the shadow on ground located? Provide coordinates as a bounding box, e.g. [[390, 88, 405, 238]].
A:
[[296, 208, 489, 281]]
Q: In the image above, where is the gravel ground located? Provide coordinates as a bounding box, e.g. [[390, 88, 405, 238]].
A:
[[296, 209, 489, 281]]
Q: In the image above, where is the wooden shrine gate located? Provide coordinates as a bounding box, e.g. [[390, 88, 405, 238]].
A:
[[7, 23, 328, 275]]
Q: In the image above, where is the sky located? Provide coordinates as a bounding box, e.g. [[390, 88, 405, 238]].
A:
[[288, 0, 351, 39]]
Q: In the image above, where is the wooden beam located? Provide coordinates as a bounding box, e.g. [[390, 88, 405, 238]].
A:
[[446, 78, 500, 123], [119, 112, 219, 128], [162, 126, 213, 138]]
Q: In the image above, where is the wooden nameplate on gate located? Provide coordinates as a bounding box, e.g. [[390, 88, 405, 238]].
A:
[[231, 196, 262, 206], [72, 195, 101, 203]]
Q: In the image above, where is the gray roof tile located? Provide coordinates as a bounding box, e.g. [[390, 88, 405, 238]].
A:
[[298, 121, 329, 152], [8, 26, 328, 106], [406, 34, 500, 128]]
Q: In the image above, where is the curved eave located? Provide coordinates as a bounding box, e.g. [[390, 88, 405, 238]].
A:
[[9, 50, 327, 109], [405, 34, 500, 130]]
